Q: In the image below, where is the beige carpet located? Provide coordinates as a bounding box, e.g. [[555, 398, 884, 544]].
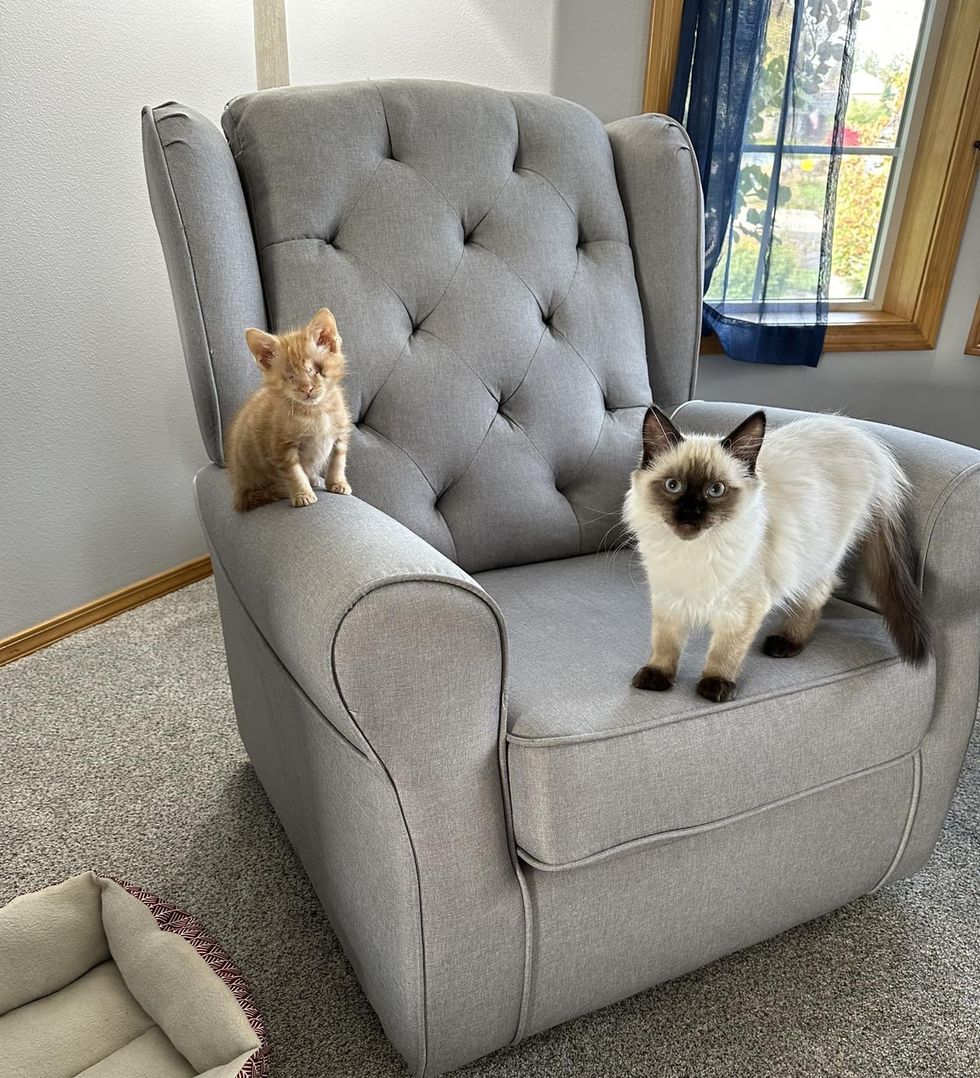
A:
[[2, 578, 978, 1077]]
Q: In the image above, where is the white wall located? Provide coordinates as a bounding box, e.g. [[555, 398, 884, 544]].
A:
[[2, 0, 976, 639], [287, 0, 555, 94], [285, 0, 651, 123], [0, 1, 253, 638]]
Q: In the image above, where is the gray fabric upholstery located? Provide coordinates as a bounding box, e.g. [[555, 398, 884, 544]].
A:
[[674, 402, 980, 888], [523, 755, 914, 1035], [197, 467, 526, 1077], [220, 80, 656, 572], [142, 104, 267, 465], [476, 552, 935, 866], [605, 114, 703, 411], [144, 79, 980, 1078]]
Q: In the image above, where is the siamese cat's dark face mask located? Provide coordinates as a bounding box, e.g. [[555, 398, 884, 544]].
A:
[[636, 407, 766, 540]]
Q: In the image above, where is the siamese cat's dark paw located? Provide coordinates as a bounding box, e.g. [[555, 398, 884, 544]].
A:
[[697, 676, 737, 703], [763, 634, 804, 658], [632, 665, 674, 691]]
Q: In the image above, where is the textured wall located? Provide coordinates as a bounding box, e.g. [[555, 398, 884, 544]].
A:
[[0, 0, 254, 638]]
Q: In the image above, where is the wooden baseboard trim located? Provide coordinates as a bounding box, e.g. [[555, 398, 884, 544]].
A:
[[0, 555, 213, 667]]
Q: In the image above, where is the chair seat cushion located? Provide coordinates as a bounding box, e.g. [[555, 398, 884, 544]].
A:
[[475, 552, 935, 868]]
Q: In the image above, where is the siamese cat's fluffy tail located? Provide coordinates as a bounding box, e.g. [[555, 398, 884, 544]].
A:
[[860, 493, 930, 666]]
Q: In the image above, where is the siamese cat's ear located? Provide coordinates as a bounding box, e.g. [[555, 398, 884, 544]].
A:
[[722, 410, 767, 475], [641, 406, 684, 468]]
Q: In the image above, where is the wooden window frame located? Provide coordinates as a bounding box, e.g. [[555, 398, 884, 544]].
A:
[[644, 0, 980, 354], [967, 297, 980, 356]]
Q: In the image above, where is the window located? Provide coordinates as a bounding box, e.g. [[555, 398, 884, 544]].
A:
[[644, 0, 980, 352]]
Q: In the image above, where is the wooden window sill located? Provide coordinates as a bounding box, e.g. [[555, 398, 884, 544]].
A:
[[698, 309, 933, 356]]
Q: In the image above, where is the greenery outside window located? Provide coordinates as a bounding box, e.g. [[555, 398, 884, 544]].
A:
[[645, 0, 980, 353]]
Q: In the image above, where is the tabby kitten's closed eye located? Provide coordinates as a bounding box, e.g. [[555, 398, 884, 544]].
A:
[[624, 406, 929, 703], [226, 308, 353, 512]]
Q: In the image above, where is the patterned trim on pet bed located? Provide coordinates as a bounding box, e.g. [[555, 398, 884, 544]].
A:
[[115, 879, 270, 1078]]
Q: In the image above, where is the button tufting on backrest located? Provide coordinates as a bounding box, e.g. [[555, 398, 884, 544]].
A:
[[224, 80, 650, 572]]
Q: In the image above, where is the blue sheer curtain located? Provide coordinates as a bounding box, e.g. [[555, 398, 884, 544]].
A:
[[670, 0, 863, 365]]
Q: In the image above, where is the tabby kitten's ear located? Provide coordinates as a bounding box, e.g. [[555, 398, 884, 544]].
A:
[[310, 308, 342, 353], [641, 406, 684, 468], [722, 410, 767, 475], [245, 328, 278, 371]]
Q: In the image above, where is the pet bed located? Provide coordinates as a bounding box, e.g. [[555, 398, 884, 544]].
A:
[[0, 872, 267, 1077]]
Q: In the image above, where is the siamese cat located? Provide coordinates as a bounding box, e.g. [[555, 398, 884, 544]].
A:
[[624, 407, 929, 703]]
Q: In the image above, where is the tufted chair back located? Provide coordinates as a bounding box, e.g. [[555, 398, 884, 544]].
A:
[[145, 80, 701, 572]]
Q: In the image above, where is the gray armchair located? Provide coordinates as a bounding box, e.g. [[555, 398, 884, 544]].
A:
[[142, 81, 980, 1077]]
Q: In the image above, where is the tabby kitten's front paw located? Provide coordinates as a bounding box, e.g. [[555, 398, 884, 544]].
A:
[[697, 676, 737, 703], [291, 491, 318, 507], [328, 481, 352, 495], [763, 634, 803, 658], [632, 665, 674, 691]]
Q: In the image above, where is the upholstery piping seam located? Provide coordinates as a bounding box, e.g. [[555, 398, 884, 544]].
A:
[[332, 156, 388, 239], [414, 328, 500, 403], [431, 414, 500, 508], [221, 115, 272, 335], [607, 117, 701, 406], [568, 410, 608, 554], [498, 324, 550, 408], [549, 323, 608, 397], [499, 414, 555, 479], [360, 337, 412, 424], [147, 107, 225, 463], [885, 459, 980, 876], [674, 117, 704, 402], [375, 81, 395, 158], [372, 83, 469, 221], [466, 239, 547, 318], [330, 243, 414, 326], [917, 461, 980, 586], [331, 577, 529, 1072], [513, 165, 578, 223], [519, 748, 919, 872], [414, 237, 467, 325], [871, 749, 922, 892], [354, 422, 459, 564], [466, 168, 516, 239], [207, 551, 375, 761], [507, 652, 910, 746], [545, 245, 582, 326], [217, 557, 513, 1078], [356, 421, 438, 497], [566, 402, 648, 497], [261, 235, 339, 249], [331, 629, 430, 1078]]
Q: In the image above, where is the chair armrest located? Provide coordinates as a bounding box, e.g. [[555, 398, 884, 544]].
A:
[[605, 114, 703, 411], [194, 465, 506, 753], [195, 465, 526, 1073], [675, 400, 980, 881]]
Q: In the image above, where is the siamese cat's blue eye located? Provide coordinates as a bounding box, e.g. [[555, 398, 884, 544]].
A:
[[706, 481, 726, 498], [664, 478, 683, 494]]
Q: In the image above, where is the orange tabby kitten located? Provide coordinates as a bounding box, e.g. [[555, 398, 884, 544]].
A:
[[226, 308, 353, 512]]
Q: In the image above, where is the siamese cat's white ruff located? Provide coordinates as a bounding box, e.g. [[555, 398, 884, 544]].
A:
[[624, 407, 929, 703]]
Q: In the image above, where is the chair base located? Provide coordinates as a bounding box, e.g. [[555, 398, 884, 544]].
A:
[[211, 553, 929, 1076]]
